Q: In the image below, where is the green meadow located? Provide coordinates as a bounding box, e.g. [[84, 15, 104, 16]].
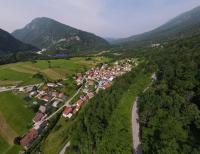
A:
[[0, 57, 111, 86], [0, 92, 34, 153]]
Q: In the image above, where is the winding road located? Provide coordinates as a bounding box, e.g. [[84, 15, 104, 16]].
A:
[[132, 73, 155, 154], [132, 97, 142, 154]]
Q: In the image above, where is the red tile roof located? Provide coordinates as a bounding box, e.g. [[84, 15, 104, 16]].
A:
[[75, 99, 83, 107], [20, 129, 38, 147], [63, 107, 73, 115], [33, 112, 44, 123]]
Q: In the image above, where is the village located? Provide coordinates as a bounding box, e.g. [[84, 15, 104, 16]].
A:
[[17, 58, 137, 150]]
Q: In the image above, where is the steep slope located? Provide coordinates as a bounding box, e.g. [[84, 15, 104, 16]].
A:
[[115, 6, 200, 44], [0, 29, 37, 55], [12, 17, 109, 53]]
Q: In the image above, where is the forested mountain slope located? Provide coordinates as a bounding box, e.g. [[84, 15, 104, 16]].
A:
[[139, 34, 200, 153], [0, 28, 37, 55], [12, 17, 109, 54], [114, 6, 200, 44]]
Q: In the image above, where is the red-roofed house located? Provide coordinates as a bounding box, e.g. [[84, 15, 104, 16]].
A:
[[87, 92, 94, 99], [33, 112, 44, 123], [42, 96, 50, 102], [20, 129, 38, 149], [62, 106, 73, 118], [75, 99, 83, 107]]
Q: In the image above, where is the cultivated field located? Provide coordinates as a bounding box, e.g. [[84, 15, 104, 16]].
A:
[[0, 57, 111, 86], [0, 92, 34, 153]]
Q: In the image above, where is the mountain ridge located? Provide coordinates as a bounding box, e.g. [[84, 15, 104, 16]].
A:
[[12, 17, 109, 54], [0, 28, 38, 55], [113, 6, 200, 44]]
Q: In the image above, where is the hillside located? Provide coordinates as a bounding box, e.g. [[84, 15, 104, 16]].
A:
[[0, 29, 37, 55], [114, 6, 200, 44], [12, 17, 109, 54]]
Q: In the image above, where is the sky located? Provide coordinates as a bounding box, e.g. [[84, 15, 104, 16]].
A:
[[0, 0, 200, 38]]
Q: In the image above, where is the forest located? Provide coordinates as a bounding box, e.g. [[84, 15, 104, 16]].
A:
[[65, 33, 200, 154], [66, 63, 152, 154], [139, 34, 200, 153]]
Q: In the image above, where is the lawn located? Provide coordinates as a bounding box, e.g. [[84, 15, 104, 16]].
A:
[[0, 92, 34, 135], [41, 118, 72, 154], [0, 57, 112, 86], [0, 92, 34, 154], [0, 135, 9, 153]]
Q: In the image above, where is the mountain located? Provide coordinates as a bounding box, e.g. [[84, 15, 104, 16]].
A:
[[0, 28, 38, 55], [114, 6, 200, 44], [12, 17, 109, 54]]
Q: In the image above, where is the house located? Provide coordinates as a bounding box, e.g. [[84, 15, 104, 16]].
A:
[[66, 113, 73, 118], [20, 128, 38, 149], [58, 93, 65, 99], [103, 82, 112, 89], [87, 92, 94, 99], [42, 96, 50, 102], [63, 106, 73, 118], [39, 105, 46, 113], [42, 85, 49, 91], [52, 101, 60, 108], [52, 91, 59, 97], [33, 112, 44, 123], [73, 105, 81, 114], [75, 99, 84, 107], [47, 83, 56, 87], [29, 91, 37, 97]]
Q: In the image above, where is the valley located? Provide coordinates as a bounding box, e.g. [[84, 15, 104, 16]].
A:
[[1, 2, 200, 154]]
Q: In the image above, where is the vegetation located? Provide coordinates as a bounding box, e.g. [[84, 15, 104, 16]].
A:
[[0, 57, 111, 86], [12, 17, 109, 54], [0, 92, 34, 154], [0, 28, 37, 56], [0, 92, 34, 134], [138, 34, 200, 153], [66, 64, 152, 154]]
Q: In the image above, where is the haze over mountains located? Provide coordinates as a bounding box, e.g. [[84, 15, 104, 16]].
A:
[[112, 6, 200, 44], [0, 29, 37, 55], [12, 17, 109, 54], [1, 6, 200, 55]]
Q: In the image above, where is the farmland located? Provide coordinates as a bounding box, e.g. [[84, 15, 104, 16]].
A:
[[0, 92, 34, 153], [0, 57, 111, 86]]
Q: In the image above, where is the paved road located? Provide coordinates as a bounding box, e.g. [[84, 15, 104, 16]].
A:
[[0, 83, 43, 93], [132, 73, 156, 154], [132, 97, 142, 154], [59, 142, 70, 154]]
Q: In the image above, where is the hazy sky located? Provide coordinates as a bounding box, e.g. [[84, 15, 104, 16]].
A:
[[0, 0, 200, 38]]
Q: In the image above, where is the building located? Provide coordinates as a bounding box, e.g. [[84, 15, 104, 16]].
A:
[[20, 129, 38, 149], [33, 112, 44, 123], [52, 101, 60, 108], [63, 106, 73, 118], [39, 105, 46, 113], [87, 92, 94, 99], [75, 99, 84, 107]]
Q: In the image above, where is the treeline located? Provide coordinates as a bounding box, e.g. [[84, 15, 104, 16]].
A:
[[139, 34, 200, 153], [67, 64, 151, 154]]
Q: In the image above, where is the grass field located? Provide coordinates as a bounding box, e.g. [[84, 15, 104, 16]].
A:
[[0, 57, 111, 86], [40, 118, 72, 154], [0, 92, 34, 154]]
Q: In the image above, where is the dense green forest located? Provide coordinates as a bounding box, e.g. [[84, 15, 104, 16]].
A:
[[66, 64, 152, 154], [139, 34, 200, 153]]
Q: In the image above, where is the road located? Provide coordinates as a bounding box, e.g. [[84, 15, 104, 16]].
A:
[[132, 97, 142, 154], [132, 73, 155, 154], [59, 142, 70, 154], [0, 83, 42, 93]]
